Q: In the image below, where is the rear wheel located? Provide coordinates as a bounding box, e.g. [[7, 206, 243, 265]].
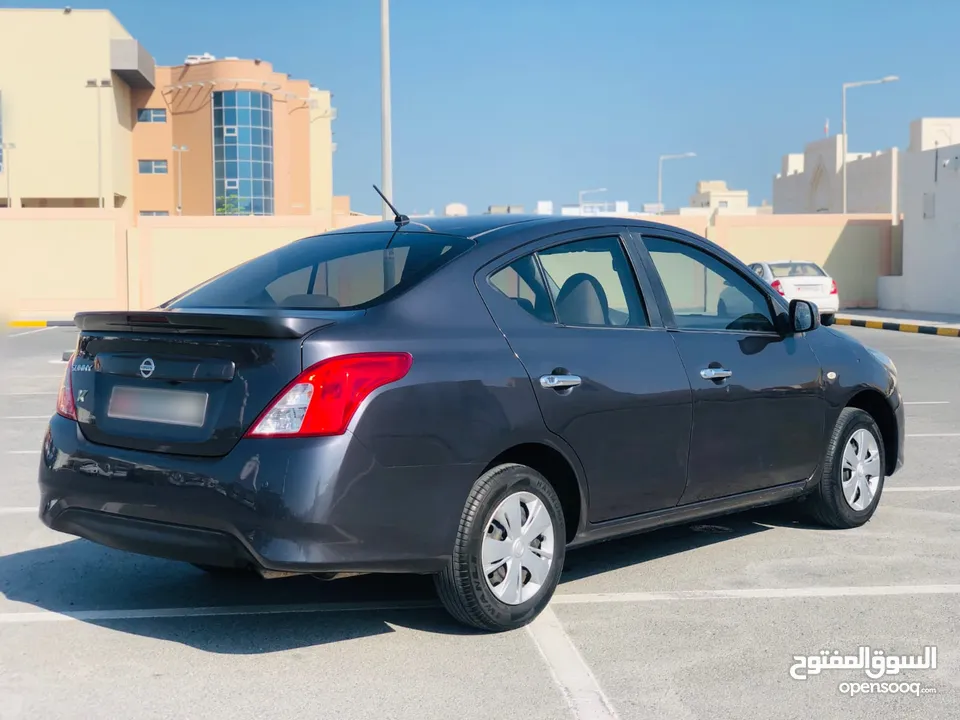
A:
[[806, 407, 885, 528], [434, 463, 566, 632], [821, 313, 835, 325]]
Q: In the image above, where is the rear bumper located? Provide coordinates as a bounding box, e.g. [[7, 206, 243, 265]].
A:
[[38, 415, 480, 574]]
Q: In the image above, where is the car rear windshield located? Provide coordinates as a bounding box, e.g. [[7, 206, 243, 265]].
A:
[[163, 230, 474, 311], [768, 262, 826, 278]]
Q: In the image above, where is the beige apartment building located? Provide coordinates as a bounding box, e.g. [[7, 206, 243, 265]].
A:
[[0, 8, 336, 223]]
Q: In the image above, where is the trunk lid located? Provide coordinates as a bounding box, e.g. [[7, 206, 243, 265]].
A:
[[68, 309, 357, 457], [777, 277, 831, 298]]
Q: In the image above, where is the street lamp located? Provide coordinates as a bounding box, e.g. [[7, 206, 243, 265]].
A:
[[85, 78, 112, 208], [578, 187, 607, 212], [380, 0, 393, 221], [0, 142, 15, 209], [841, 75, 898, 214], [658, 152, 696, 211], [172, 145, 189, 215]]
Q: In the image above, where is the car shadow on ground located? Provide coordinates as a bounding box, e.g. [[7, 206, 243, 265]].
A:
[[0, 504, 816, 653]]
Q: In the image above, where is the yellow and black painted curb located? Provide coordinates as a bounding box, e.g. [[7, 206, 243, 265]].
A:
[[834, 316, 960, 338], [6, 319, 75, 328]]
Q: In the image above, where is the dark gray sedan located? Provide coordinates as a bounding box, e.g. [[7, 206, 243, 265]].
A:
[[38, 214, 904, 631]]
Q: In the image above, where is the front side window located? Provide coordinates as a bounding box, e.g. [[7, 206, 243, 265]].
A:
[[536, 236, 648, 327], [644, 235, 776, 333], [164, 231, 473, 311], [138, 160, 168, 174]]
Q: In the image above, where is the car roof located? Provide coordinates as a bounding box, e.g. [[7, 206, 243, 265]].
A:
[[324, 214, 694, 242]]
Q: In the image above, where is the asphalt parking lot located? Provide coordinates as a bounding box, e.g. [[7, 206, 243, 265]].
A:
[[1, 325, 958, 720]]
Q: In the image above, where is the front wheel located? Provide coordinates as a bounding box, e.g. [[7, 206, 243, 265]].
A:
[[806, 407, 885, 528], [434, 463, 566, 632]]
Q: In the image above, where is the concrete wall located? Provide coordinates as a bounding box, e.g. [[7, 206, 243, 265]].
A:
[[0, 212, 895, 320], [773, 135, 898, 215], [888, 121, 960, 314]]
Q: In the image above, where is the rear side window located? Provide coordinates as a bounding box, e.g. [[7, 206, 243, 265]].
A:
[[769, 262, 825, 278], [164, 231, 473, 310], [489, 256, 556, 323]]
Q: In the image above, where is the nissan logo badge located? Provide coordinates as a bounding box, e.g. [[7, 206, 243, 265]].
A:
[[139, 358, 156, 379]]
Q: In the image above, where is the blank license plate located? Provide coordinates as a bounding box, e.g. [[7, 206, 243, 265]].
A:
[[107, 385, 208, 427], [797, 285, 819, 294]]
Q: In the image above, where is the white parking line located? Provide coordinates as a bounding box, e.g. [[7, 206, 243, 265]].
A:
[[885, 486, 960, 492], [0, 392, 57, 397], [0, 600, 440, 625], [0, 507, 35, 516], [4, 450, 39, 455], [550, 584, 960, 605], [0, 416, 48, 421], [907, 433, 960, 438], [7, 328, 52, 338], [526, 606, 620, 720], [0, 584, 957, 626], [905, 401, 950, 405]]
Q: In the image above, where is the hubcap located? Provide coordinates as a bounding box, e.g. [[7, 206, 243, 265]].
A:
[[481, 491, 555, 606], [841, 428, 881, 511]]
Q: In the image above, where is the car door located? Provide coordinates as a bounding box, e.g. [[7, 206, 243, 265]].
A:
[[476, 227, 693, 523], [628, 229, 825, 504]]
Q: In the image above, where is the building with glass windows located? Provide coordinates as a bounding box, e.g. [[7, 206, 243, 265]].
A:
[[0, 8, 337, 222]]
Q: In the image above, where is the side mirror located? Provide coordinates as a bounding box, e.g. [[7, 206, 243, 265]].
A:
[[789, 299, 820, 334]]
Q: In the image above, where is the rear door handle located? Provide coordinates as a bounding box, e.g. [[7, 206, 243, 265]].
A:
[[540, 374, 582, 390], [700, 367, 732, 380]]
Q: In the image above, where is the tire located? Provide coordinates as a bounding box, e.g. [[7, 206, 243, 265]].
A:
[[821, 313, 835, 326], [434, 463, 566, 632], [806, 407, 885, 529]]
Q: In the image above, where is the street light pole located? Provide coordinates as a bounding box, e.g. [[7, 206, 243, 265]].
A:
[[380, 0, 393, 221], [86, 78, 112, 209], [172, 145, 189, 215], [657, 152, 696, 212], [841, 75, 898, 214], [1, 142, 15, 209]]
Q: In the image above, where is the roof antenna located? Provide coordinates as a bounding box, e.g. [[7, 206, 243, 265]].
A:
[[372, 184, 409, 227]]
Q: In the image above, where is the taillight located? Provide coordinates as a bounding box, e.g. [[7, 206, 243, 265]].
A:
[[245, 352, 413, 438], [771, 279, 785, 295], [830, 279, 838, 295], [56, 353, 77, 420]]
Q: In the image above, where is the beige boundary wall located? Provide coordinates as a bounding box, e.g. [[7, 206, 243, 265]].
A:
[[0, 210, 897, 320]]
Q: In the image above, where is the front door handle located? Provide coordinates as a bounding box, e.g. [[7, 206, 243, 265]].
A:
[[540, 374, 582, 390], [700, 367, 732, 380]]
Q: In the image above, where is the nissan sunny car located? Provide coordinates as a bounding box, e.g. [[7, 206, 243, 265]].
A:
[[38, 215, 904, 631]]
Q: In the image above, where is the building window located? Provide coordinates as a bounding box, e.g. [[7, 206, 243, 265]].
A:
[[137, 108, 167, 123], [139, 210, 169, 216], [212, 89, 274, 215], [138, 159, 168, 174]]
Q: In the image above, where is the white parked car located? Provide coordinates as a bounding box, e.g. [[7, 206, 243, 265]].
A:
[[746, 260, 839, 322]]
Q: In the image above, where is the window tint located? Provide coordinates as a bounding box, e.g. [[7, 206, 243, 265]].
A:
[[769, 262, 826, 278], [644, 236, 776, 333], [164, 231, 473, 311], [536, 236, 648, 327], [489, 255, 556, 323]]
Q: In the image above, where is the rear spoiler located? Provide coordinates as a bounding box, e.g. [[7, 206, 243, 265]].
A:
[[73, 309, 362, 339]]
